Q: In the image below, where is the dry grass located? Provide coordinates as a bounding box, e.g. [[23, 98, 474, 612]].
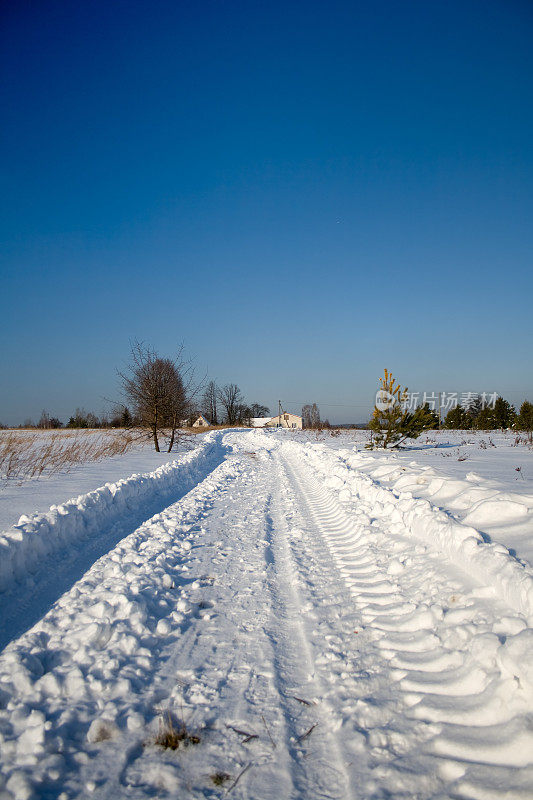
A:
[[211, 772, 231, 786], [154, 710, 200, 750], [0, 429, 138, 483]]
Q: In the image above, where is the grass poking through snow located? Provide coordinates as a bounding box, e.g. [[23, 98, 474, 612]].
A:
[[0, 429, 138, 483], [153, 710, 200, 750], [210, 772, 231, 786]]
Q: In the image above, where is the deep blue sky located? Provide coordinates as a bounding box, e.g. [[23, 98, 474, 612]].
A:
[[1, 0, 532, 424]]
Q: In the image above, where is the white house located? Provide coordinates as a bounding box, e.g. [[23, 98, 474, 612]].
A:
[[191, 414, 211, 428], [265, 412, 303, 429]]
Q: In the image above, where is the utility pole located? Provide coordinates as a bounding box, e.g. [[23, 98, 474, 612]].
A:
[[279, 399, 282, 427]]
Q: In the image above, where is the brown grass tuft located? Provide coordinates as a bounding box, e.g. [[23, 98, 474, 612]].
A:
[[154, 710, 200, 750], [210, 772, 231, 786], [0, 429, 138, 483]]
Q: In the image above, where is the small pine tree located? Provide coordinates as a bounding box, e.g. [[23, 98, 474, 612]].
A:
[[66, 408, 89, 428], [444, 405, 471, 429], [516, 400, 533, 443], [473, 406, 495, 430], [464, 395, 483, 426], [419, 402, 440, 430], [492, 396, 516, 430], [367, 369, 406, 448], [367, 369, 436, 449]]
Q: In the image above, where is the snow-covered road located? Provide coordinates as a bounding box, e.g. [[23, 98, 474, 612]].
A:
[[1, 430, 532, 799]]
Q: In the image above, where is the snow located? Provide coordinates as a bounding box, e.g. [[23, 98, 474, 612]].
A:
[[0, 433, 225, 649], [0, 428, 532, 798], [318, 428, 533, 568], [0, 432, 187, 533]]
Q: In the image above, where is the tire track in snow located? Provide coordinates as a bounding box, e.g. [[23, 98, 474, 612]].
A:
[[65, 442, 354, 799], [261, 457, 354, 800], [277, 451, 441, 799], [113, 455, 298, 800], [280, 443, 533, 799]]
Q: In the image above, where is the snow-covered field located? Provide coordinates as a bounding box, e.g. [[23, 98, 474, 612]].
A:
[[1, 429, 532, 799], [0, 429, 188, 532]]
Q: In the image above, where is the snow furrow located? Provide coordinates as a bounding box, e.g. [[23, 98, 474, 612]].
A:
[[0, 454, 244, 799], [263, 463, 354, 799], [301, 442, 533, 623], [0, 432, 227, 650], [0, 437, 358, 798], [0, 433, 225, 592], [280, 441, 533, 797], [278, 451, 442, 798]]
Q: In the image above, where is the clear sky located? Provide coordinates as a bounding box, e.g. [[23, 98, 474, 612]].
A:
[[1, 0, 532, 425]]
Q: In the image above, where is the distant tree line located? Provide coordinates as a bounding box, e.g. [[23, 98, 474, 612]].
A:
[[7, 362, 532, 448], [4, 371, 272, 445], [367, 369, 533, 449], [444, 395, 533, 440], [9, 407, 136, 430]]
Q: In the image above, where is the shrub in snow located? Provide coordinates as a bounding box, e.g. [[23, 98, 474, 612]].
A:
[[367, 369, 437, 449], [516, 401, 533, 443]]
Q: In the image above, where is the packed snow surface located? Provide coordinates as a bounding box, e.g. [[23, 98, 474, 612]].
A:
[[0, 429, 532, 799]]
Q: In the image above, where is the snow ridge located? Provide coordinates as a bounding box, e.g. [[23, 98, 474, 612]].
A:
[[0, 433, 225, 596], [292, 441, 533, 625], [0, 453, 244, 800], [277, 439, 533, 796]]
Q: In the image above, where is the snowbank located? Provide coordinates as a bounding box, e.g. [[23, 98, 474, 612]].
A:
[[0, 432, 226, 596], [286, 441, 533, 624]]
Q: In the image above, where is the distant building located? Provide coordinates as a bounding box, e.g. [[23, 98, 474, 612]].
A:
[[251, 417, 272, 428], [265, 412, 303, 429], [191, 414, 211, 428]]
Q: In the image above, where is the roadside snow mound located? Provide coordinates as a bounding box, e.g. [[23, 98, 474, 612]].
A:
[[0, 433, 225, 594], [286, 441, 533, 624], [348, 451, 533, 567]]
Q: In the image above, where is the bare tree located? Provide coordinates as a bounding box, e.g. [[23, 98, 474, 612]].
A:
[[37, 410, 51, 429], [217, 384, 243, 425], [86, 412, 100, 428], [119, 342, 188, 452], [201, 381, 218, 425], [250, 403, 270, 418], [310, 403, 321, 429], [235, 404, 253, 426], [165, 366, 188, 452], [302, 403, 321, 429]]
